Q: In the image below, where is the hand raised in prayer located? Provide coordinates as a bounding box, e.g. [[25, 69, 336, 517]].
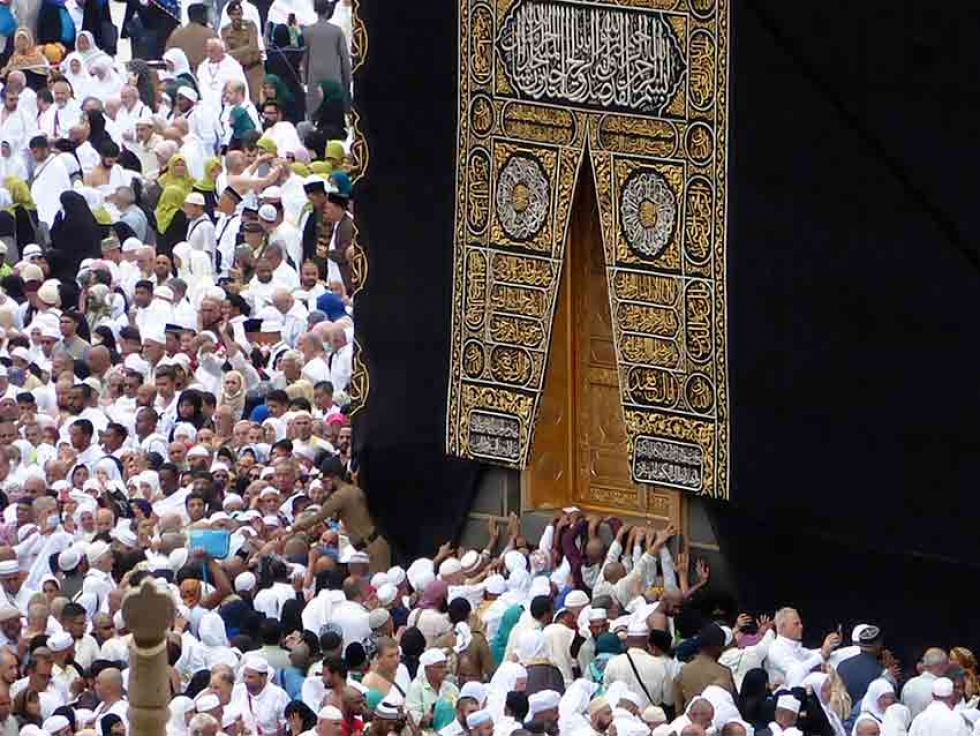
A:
[[437, 541, 454, 558], [821, 632, 842, 658], [736, 613, 753, 630], [508, 511, 521, 537], [757, 614, 773, 632], [654, 523, 677, 549]]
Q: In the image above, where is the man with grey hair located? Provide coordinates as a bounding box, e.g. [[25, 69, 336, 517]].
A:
[[219, 77, 259, 146], [188, 712, 220, 736], [115, 186, 148, 243], [902, 648, 949, 719], [4, 71, 36, 121], [169, 278, 197, 330], [271, 287, 307, 347], [765, 607, 841, 687], [198, 39, 248, 111]]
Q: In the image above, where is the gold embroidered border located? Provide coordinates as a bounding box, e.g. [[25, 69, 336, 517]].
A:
[[347, 0, 369, 416], [447, 0, 731, 499]]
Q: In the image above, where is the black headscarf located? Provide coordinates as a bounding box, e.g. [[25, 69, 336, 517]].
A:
[[100, 713, 123, 736], [87, 110, 112, 152], [739, 668, 774, 728], [400, 627, 426, 679], [49, 191, 102, 282]]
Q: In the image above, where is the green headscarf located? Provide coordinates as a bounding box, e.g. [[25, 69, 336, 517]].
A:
[[155, 185, 186, 233], [93, 207, 112, 225], [158, 154, 195, 197], [432, 700, 456, 732], [230, 106, 256, 140], [5, 177, 35, 210], [195, 157, 222, 193], [490, 604, 523, 666], [263, 73, 293, 104], [291, 163, 311, 177]]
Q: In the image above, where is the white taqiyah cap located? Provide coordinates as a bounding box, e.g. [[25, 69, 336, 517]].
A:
[[933, 678, 954, 697], [235, 571, 257, 593], [565, 590, 589, 609], [319, 706, 343, 721], [776, 695, 801, 714], [439, 557, 461, 578], [419, 649, 447, 667]]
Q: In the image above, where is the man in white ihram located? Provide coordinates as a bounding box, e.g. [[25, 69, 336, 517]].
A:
[[901, 648, 949, 720], [908, 677, 970, 736], [230, 655, 290, 735], [764, 607, 842, 687]]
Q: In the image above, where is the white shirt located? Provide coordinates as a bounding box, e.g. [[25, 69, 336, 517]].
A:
[[909, 700, 971, 736], [602, 648, 673, 709], [0, 104, 35, 156], [31, 154, 72, 226], [902, 673, 939, 720], [230, 682, 290, 736], [253, 581, 296, 620], [329, 343, 353, 393], [331, 599, 371, 648], [719, 629, 776, 690], [39, 99, 82, 139], [765, 635, 824, 687], [187, 214, 217, 257], [197, 55, 249, 110]]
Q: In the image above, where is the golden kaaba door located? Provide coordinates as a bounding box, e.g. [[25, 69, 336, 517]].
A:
[[524, 168, 683, 527]]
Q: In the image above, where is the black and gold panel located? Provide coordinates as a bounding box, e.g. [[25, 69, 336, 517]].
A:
[[447, 0, 731, 498]]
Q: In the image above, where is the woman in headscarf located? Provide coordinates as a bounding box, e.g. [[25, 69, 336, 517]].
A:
[[167, 696, 194, 736], [85, 58, 124, 100], [60, 52, 92, 98], [490, 604, 523, 667], [221, 1, 262, 100], [5, 177, 38, 251], [803, 672, 848, 736], [127, 59, 160, 111], [856, 679, 896, 726], [198, 610, 239, 668], [1, 29, 49, 75], [264, 23, 305, 123], [154, 186, 189, 259], [86, 109, 114, 154], [408, 579, 452, 646], [739, 668, 772, 729], [262, 72, 302, 125], [162, 48, 198, 97], [951, 648, 980, 705], [174, 389, 207, 434], [228, 106, 257, 150], [399, 627, 426, 681], [49, 191, 102, 282], [880, 704, 910, 736], [193, 156, 221, 218], [485, 661, 528, 723], [219, 370, 247, 421], [307, 79, 347, 159], [0, 139, 27, 182], [852, 713, 882, 736], [158, 153, 195, 196]]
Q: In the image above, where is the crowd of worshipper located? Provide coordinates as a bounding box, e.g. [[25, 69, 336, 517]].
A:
[[0, 2, 973, 736]]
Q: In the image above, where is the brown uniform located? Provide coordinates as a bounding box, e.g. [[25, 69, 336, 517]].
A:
[[299, 482, 390, 572]]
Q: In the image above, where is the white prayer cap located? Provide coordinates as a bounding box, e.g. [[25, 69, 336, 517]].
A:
[[348, 551, 370, 565], [368, 609, 390, 631], [618, 691, 642, 709], [122, 237, 142, 253], [195, 693, 221, 712], [223, 493, 244, 510], [10, 346, 30, 362], [386, 566, 406, 587], [48, 631, 73, 652], [439, 557, 461, 578], [37, 280, 60, 307], [235, 572, 257, 593], [776, 695, 801, 714], [260, 186, 282, 201], [124, 353, 151, 376], [376, 583, 397, 607], [86, 541, 111, 565], [627, 621, 649, 638], [187, 445, 210, 459], [588, 608, 608, 622], [485, 574, 506, 596], [142, 323, 166, 345], [243, 655, 271, 674], [155, 285, 174, 302], [0, 560, 18, 578], [209, 512, 230, 523], [565, 590, 589, 609], [460, 681, 487, 706], [529, 576, 551, 598], [177, 86, 198, 102], [258, 204, 278, 223], [504, 550, 526, 573], [527, 690, 561, 718], [22, 243, 42, 258], [641, 706, 667, 725], [111, 526, 138, 548], [466, 710, 492, 729], [318, 706, 343, 721], [42, 715, 70, 734], [933, 677, 954, 697], [375, 701, 401, 718], [370, 572, 388, 589], [407, 558, 434, 591], [419, 649, 447, 667], [262, 515, 281, 527], [460, 550, 481, 574], [259, 486, 280, 498]]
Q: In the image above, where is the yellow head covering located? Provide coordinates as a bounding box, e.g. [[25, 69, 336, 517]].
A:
[[256, 136, 278, 156], [290, 163, 311, 177], [4, 177, 35, 210], [155, 185, 186, 233], [158, 154, 195, 196], [325, 141, 346, 171], [195, 157, 222, 193], [310, 161, 330, 176]]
